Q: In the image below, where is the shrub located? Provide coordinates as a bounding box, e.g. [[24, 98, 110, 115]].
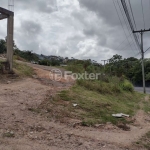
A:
[[0, 62, 2, 69], [66, 64, 84, 73], [120, 79, 134, 92], [77, 79, 121, 94]]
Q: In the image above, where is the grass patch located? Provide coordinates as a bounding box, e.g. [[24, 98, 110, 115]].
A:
[[44, 83, 144, 126], [135, 131, 150, 149], [13, 61, 34, 77], [28, 107, 40, 113], [143, 98, 150, 113], [0, 59, 5, 70], [3, 132, 15, 138], [77, 77, 134, 95], [13, 55, 27, 62]]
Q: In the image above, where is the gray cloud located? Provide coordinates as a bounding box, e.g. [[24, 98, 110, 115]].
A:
[[0, 0, 150, 62], [78, 0, 120, 26], [21, 20, 42, 36], [15, 0, 56, 13], [78, 0, 150, 58]]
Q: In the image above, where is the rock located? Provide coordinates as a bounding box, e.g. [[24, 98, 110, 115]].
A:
[[10, 131, 14, 134], [7, 81, 11, 84], [3, 131, 15, 138], [32, 75, 38, 79], [73, 104, 78, 107], [94, 124, 104, 128]]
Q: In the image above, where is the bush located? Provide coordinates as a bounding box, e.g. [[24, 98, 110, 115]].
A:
[[66, 64, 84, 73], [13, 62, 34, 77], [0, 62, 2, 69], [120, 79, 134, 92], [77, 79, 121, 94], [77, 77, 134, 94]]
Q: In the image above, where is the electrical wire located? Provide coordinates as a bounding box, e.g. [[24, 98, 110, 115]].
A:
[[117, 0, 139, 54], [121, 0, 141, 51], [119, 41, 138, 51], [141, 0, 145, 28], [134, 52, 141, 57], [128, 0, 137, 30], [115, 32, 133, 50], [149, 0, 150, 24], [113, 0, 135, 54], [144, 47, 150, 53], [128, 0, 140, 42]]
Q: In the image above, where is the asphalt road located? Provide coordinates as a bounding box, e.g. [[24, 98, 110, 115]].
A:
[[134, 87, 150, 94]]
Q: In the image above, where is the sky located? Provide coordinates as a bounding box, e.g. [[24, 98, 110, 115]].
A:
[[0, 0, 150, 63]]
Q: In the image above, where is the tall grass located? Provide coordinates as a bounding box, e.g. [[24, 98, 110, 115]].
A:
[[13, 61, 34, 77], [66, 61, 134, 93], [43, 84, 143, 126], [77, 76, 134, 94]]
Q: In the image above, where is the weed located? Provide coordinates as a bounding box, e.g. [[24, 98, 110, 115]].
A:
[[13, 61, 34, 77], [47, 84, 143, 125], [135, 131, 150, 149], [3, 132, 15, 138], [28, 108, 40, 113], [77, 78, 133, 95]]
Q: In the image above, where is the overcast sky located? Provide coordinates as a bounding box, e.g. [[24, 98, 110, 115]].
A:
[[0, 0, 150, 63]]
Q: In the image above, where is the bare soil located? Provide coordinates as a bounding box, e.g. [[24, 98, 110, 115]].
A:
[[0, 64, 150, 150]]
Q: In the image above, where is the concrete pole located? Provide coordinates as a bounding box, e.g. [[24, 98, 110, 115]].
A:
[[6, 15, 14, 71], [141, 32, 146, 93]]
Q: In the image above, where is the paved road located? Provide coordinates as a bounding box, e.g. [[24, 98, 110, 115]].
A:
[[134, 87, 150, 94]]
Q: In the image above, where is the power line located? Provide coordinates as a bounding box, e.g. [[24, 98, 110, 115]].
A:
[[128, 0, 137, 30], [116, 0, 139, 54], [141, 0, 145, 28], [149, 0, 150, 24], [144, 46, 150, 53], [134, 52, 141, 57], [113, 0, 135, 54], [128, 0, 140, 42], [115, 32, 133, 50], [8, 0, 14, 12], [120, 41, 139, 51], [121, 0, 141, 51]]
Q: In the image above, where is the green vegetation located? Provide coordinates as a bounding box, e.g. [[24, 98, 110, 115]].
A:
[[39, 59, 145, 126], [77, 77, 134, 94], [135, 131, 150, 149], [13, 61, 34, 77], [43, 79, 143, 126], [14, 49, 39, 62], [2, 132, 15, 138], [143, 97, 150, 113], [105, 54, 150, 86], [39, 59, 60, 66], [65, 59, 103, 73], [40, 57, 148, 127], [0, 39, 6, 54], [0, 61, 2, 70], [28, 107, 40, 113]]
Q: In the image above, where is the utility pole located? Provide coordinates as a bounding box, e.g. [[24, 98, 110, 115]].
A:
[[133, 29, 150, 93], [8, 0, 14, 12], [101, 60, 107, 69]]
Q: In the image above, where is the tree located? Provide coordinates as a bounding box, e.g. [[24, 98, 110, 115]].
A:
[[0, 39, 6, 54], [109, 54, 122, 63]]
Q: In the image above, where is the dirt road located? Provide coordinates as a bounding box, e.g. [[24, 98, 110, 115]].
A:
[[0, 66, 150, 150]]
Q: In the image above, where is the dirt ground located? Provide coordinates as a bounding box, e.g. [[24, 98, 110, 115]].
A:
[[0, 65, 150, 150]]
